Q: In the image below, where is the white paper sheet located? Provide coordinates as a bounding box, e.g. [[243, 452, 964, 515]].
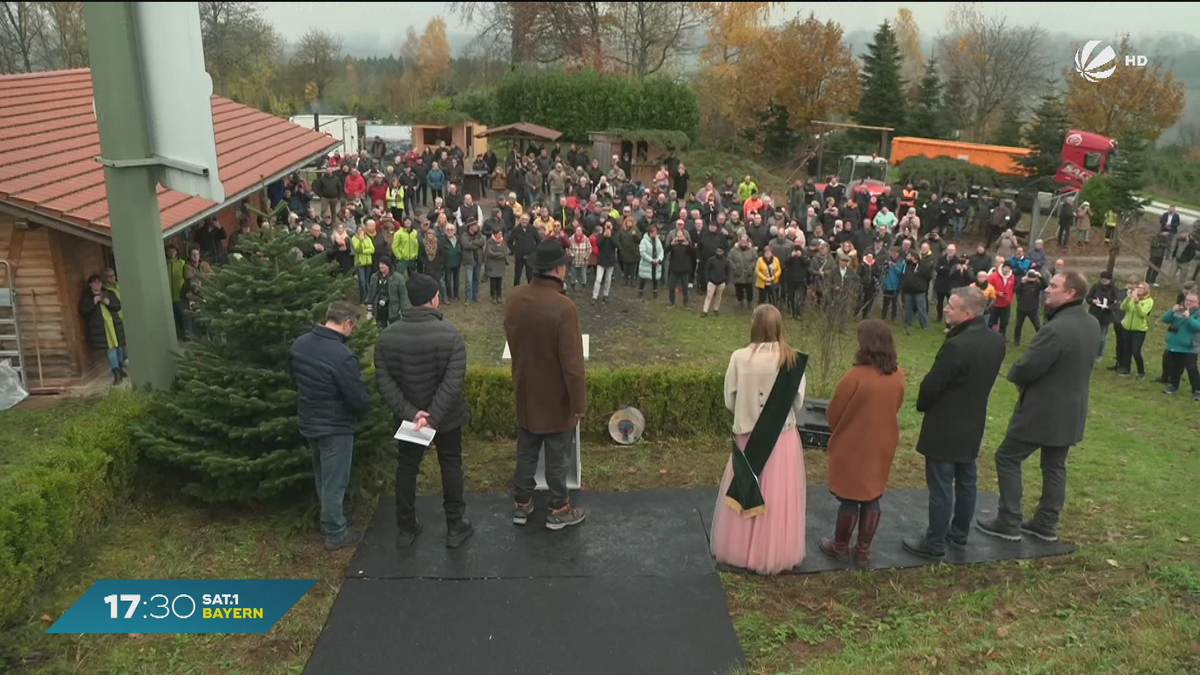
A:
[[394, 421, 436, 446]]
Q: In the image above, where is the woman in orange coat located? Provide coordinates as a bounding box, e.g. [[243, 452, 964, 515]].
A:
[[819, 319, 905, 565]]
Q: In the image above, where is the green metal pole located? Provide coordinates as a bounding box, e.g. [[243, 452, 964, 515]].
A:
[[84, 2, 179, 389]]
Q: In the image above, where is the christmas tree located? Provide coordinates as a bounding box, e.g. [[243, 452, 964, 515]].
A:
[[133, 228, 389, 502], [854, 21, 907, 146], [903, 57, 947, 140]]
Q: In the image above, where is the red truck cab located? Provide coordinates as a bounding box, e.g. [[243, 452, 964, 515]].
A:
[[1054, 130, 1117, 191]]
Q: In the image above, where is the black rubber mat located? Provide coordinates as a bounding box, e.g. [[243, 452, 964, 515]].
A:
[[346, 488, 715, 579], [304, 576, 744, 675]]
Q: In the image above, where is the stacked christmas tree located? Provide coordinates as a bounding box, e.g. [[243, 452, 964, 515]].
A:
[[133, 228, 389, 503]]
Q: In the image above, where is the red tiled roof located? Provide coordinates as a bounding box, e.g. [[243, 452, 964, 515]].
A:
[[0, 69, 338, 238]]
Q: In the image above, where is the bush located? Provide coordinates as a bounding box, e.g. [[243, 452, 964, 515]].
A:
[[463, 366, 727, 440], [0, 391, 145, 626], [492, 70, 700, 142]]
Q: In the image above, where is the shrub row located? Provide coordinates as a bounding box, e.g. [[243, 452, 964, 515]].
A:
[[0, 391, 145, 626], [463, 365, 728, 440]]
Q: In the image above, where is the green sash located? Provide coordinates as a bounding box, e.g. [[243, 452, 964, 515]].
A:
[[725, 351, 809, 517]]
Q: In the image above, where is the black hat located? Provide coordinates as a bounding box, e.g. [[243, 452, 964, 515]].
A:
[[406, 273, 440, 306], [1099, 270, 1112, 280], [527, 239, 571, 271]]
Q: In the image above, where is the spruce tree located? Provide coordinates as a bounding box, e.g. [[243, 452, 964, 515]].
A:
[[854, 21, 907, 146], [940, 74, 967, 140], [990, 104, 1024, 148], [1108, 121, 1151, 217], [904, 58, 945, 139], [1018, 92, 1069, 191], [133, 228, 389, 503]]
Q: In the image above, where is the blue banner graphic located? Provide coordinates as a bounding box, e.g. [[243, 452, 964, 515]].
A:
[[47, 579, 317, 634]]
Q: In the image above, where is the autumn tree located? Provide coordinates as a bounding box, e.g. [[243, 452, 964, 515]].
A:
[[904, 57, 946, 139], [694, 2, 777, 148], [854, 20, 906, 145], [417, 17, 453, 92], [731, 13, 860, 154], [1064, 34, 1185, 142], [1018, 92, 1069, 190], [199, 1, 280, 109], [293, 28, 343, 100], [893, 7, 924, 97], [449, 2, 561, 69], [938, 3, 1049, 141]]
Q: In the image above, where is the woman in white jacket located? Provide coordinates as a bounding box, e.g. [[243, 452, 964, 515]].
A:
[[710, 304, 809, 574], [637, 224, 664, 299]]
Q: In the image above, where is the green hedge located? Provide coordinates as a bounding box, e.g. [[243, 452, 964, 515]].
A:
[[0, 391, 145, 626], [492, 69, 700, 142], [464, 366, 727, 439]]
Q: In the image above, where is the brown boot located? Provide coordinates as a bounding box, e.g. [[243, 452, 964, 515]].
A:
[[854, 509, 882, 564], [819, 510, 858, 562]]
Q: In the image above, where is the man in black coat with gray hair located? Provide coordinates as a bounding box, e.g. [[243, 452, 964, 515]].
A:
[[375, 273, 472, 549], [902, 286, 1006, 560], [977, 270, 1100, 543]]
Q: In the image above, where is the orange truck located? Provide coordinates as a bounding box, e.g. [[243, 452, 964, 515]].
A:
[[889, 137, 1033, 176]]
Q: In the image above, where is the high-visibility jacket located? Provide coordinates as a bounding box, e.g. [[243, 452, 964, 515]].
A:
[[387, 186, 405, 212], [167, 257, 186, 302], [900, 189, 917, 210], [392, 228, 419, 262], [352, 234, 375, 268]]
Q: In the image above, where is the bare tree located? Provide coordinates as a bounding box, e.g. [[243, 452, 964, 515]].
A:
[[449, 1, 559, 70], [199, 1, 280, 100], [39, 1, 87, 68], [0, 1, 47, 73], [610, 1, 705, 77], [937, 4, 1050, 142], [293, 28, 343, 99], [801, 273, 861, 398]]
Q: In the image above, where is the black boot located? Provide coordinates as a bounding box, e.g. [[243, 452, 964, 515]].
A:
[[446, 518, 475, 548], [112, 368, 121, 385]]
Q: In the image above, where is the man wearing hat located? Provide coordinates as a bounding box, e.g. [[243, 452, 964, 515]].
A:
[[376, 273, 472, 548], [503, 240, 588, 530]]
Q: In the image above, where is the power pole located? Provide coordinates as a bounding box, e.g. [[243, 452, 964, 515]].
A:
[[84, 2, 180, 389]]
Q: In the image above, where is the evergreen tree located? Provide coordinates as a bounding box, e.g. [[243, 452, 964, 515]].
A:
[[903, 57, 945, 139], [990, 103, 1023, 148], [1018, 92, 1069, 191], [940, 74, 967, 140], [133, 228, 389, 503], [854, 21, 906, 146], [1108, 121, 1152, 217]]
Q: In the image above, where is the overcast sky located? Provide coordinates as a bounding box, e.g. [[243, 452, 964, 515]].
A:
[[261, 2, 1200, 54]]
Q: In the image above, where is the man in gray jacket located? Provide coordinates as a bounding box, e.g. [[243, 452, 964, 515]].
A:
[[375, 274, 471, 548], [977, 270, 1100, 543]]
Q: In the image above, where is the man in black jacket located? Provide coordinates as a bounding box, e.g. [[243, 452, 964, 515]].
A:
[[902, 244, 935, 329], [697, 220, 730, 289], [977, 271, 1100, 543], [507, 214, 541, 286], [702, 246, 732, 317], [1013, 269, 1048, 346], [1085, 271, 1118, 361], [313, 166, 345, 220], [375, 274, 472, 548], [903, 287, 1006, 560], [290, 301, 371, 550]]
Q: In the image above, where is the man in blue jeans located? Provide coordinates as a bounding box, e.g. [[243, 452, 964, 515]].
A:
[[903, 287, 1006, 559], [902, 244, 934, 329], [290, 301, 371, 550]]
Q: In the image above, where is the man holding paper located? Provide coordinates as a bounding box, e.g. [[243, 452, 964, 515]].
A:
[[376, 273, 472, 548]]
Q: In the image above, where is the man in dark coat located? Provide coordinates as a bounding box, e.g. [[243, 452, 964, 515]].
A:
[[503, 240, 588, 531], [903, 286, 1006, 560], [977, 271, 1101, 543], [290, 301, 371, 550], [375, 274, 471, 548]]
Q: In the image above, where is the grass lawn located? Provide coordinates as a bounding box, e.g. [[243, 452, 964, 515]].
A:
[[5, 287, 1200, 673], [0, 398, 100, 471]]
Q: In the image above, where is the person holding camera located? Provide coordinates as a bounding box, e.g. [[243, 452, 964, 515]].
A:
[[1013, 269, 1048, 346], [901, 244, 935, 330], [1117, 281, 1154, 378], [1161, 291, 1200, 399], [933, 244, 969, 323], [987, 260, 1017, 338]]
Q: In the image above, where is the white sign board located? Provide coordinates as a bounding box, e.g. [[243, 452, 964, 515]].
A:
[[132, 2, 224, 202]]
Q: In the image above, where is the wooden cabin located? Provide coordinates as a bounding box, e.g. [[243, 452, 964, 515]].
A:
[[412, 121, 489, 159], [0, 69, 337, 393], [589, 131, 677, 187]]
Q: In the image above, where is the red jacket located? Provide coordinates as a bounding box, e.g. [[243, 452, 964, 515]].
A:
[[367, 182, 388, 206], [988, 270, 1016, 308], [344, 173, 367, 198]]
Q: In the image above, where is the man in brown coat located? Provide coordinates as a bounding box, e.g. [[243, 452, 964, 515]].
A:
[[504, 239, 588, 530]]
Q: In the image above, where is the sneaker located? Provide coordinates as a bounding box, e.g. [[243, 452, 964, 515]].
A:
[[947, 538, 968, 552], [395, 522, 423, 548], [975, 517, 1021, 542], [512, 500, 535, 526], [1020, 520, 1059, 543], [901, 536, 945, 561], [1117, 370, 1130, 377], [1164, 386, 1179, 395], [545, 503, 586, 531], [713, 310, 719, 316], [700, 311, 707, 318], [325, 529, 365, 551], [446, 519, 475, 548], [1136, 373, 1145, 380], [1194, 393, 1200, 402]]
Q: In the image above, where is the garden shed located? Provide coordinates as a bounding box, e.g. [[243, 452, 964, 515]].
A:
[[0, 69, 337, 393], [588, 129, 689, 186]]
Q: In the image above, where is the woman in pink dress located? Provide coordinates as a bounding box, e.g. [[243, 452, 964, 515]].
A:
[[711, 304, 808, 574]]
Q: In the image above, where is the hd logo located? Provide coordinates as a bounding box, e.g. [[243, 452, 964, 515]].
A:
[[1074, 40, 1147, 82]]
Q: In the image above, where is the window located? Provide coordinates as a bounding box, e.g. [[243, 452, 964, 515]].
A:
[[1084, 152, 1102, 172]]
